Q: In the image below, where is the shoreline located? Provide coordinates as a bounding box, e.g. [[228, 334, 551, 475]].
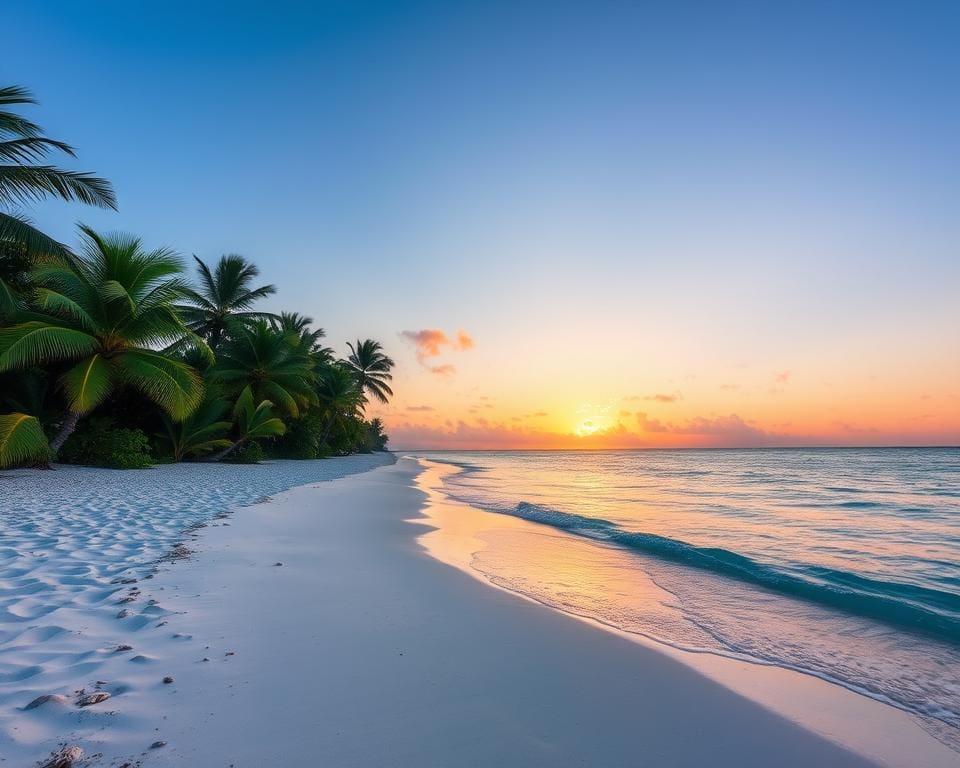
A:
[[2, 457, 954, 766], [414, 459, 960, 767]]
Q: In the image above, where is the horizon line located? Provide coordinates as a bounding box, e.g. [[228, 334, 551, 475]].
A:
[[390, 444, 960, 453]]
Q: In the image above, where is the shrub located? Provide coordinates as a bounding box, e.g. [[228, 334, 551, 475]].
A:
[[223, 441, 265, 464], [274, 409, 323, 459], [60, 417, 153, 469]]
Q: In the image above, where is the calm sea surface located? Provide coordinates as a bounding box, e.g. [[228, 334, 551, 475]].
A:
[[413, 448, 960, 740]]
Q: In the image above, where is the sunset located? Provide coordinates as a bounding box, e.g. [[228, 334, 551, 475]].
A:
[[1, 3, 957, 767]]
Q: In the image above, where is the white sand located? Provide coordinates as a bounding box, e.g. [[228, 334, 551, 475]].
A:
[[0, 454, 393, 764], [1, 457, 955, 766]]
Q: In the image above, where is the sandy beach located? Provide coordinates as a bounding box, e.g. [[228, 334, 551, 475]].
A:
[[3, 457, 956, 767]]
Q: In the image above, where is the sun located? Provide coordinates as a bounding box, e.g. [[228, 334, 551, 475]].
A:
[[574, 419, 603, 437], [572, 402, 614, 437]]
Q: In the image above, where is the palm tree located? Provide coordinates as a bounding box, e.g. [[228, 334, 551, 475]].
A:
[[271, 311, 326, 351], [179, 254, 277, 352], [0, 226, 205, 455], [209, 385, 286, 462], [212, 320, 315, 417], [345, 339, 394, 404], [0, 85, 116, 309], [367, 417, 388, 451], [316, 363, 365, 447], [156, 396, 232, 462]]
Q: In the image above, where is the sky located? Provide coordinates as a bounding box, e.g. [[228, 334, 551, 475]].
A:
[[5, 1, 959, 449]]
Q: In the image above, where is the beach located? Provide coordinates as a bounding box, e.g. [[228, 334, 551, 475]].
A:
[[2, 457, 956, 767]]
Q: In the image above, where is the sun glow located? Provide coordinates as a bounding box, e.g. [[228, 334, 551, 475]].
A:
[[572, 402, 615, 438]]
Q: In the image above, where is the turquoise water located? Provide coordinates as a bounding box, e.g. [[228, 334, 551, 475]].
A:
[[414, 448, 960, 739]]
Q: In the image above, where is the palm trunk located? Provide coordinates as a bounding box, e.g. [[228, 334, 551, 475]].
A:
[[49, 411, 80, 456], [209, 438, 244, 463]]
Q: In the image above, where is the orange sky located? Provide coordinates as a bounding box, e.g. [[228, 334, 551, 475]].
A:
[[369, 326, 959, 450]]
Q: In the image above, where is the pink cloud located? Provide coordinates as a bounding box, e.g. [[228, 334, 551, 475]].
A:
[[774, 370, 791, 383], [401, 329, 450, 360], [400, 328, 475, 377]]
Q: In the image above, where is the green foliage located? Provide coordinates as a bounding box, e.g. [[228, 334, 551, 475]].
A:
[[233, 386, 287, 441], [212, 320, 315, 417], [155, 397, 232, 462], [60, 416, 152, 469], [271, 311, 331, 358], [177, 254, 277, 351], [0, 226, 207, 453], [0, 85, 115, 276], [0, 82, 393, 470], [345, 339, 394, 404], [274, 406, 325, 459], [367, 417, 389, 451], [0, 412, 50, 467], [222, 440, 265, 464], [0, 240, 34, 317], [208, 387, 286, 462]]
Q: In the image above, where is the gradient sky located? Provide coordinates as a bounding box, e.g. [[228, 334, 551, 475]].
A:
[[6, 1, 959, 448]]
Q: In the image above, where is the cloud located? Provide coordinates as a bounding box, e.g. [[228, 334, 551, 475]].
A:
[[636, 411, 775, 443], [401, 328, 475, 377], [624, 393, 680, 403], [635, 412, 669, 433], [401, 329, 450, 360], [400, 328, 475, 361], [774, 370, 791, 383], [406, 405, 435, 412]]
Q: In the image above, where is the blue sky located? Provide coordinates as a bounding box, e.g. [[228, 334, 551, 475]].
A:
[[5, 1, 959, 446]]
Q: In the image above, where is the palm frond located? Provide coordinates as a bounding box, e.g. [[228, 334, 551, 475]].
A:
[[0, 211, 71, 259], [114, 349, 204, 420], [0, 86, 41, 138], [0, 136, 75, 162], [60, 353, 112, 413], [0, 320, 98, 370], [0, 166, 117, 209], [0, 276, 18, 315], [31, 287, 98, 331], [0, 412, 50, 468]]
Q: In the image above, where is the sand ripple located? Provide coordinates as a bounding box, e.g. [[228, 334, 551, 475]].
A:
[[0, 455, 393, 753]]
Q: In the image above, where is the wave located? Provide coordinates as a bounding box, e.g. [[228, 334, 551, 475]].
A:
[[500, 501, 960, 641]]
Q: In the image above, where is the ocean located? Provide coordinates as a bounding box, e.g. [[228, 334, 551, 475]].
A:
[[413, 448, 960, 740]]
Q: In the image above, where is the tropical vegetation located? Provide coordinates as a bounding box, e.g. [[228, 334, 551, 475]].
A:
[[0, 86, 392, 468]]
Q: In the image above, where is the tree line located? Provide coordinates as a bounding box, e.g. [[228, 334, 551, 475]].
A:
[[0, 85, 392, 468]]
